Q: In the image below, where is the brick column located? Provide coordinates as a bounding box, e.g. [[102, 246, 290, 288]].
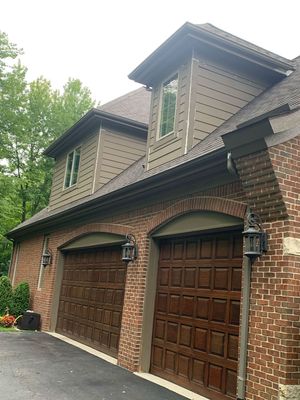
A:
[[235, 141, 300, 400], [117, 230, 150, 371]]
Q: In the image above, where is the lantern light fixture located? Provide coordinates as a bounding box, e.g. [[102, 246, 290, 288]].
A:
[[243, 212, 268, 264], [41, 249, 52, 267], [122, 234, 138, 265]]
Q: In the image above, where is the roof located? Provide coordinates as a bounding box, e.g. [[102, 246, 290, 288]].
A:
[[8, 29, 300, 238], [9, 57, 300, 238], [129, 22, 295, 86], [44, 87, 150, 158], [99, 87, 151, 124], [197, 24, 294, 67]]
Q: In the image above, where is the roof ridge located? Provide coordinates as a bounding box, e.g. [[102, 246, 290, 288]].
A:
[[197, 23, 294, 66]]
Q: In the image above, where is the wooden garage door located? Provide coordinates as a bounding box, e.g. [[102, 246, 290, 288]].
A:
[[151, 230, 243, 400], [56, 246, 126, 357]]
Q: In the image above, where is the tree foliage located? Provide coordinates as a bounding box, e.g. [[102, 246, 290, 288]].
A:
[[11, 281, 30, 317], [0, 276, 13, 315], [0, 31, 96, 274]]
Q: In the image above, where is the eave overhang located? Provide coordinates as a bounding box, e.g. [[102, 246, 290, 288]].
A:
[[129, 22, 295, 87], [44, 108, 148, 158], [7, 148, 228, 239], [221, 104, 296, 158]]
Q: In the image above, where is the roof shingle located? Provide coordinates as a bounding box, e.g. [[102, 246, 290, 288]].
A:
[[9, 46, 300, 236], [100, 87, 151, 124]]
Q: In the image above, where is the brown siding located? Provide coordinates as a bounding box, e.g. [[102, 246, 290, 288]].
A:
[[191, 59, 265, 148], [146, 53, 267, 169], [49, 130, 99, 210], [95, 128, 146, 190], [146, 60, 191, 170]]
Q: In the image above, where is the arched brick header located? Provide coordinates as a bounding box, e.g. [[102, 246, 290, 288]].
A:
[[147, 196, 247, 235], [56, 222, 134, 250]]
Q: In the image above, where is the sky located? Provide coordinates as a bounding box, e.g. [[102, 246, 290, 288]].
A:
[[1, 0, 300, 105]]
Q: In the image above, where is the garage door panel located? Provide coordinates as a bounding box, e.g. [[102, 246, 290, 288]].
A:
[[226, 372, 237, 397], [151, 231, 242, 400], [56, 246, 125, 357]]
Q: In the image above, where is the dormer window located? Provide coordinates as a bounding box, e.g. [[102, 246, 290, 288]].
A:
[[64, 147, 81, 188], [159, 74, 178, 137]]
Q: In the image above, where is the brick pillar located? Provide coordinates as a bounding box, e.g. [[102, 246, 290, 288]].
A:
[[235, 142, 300, 400], [117, 230, 150, 371]]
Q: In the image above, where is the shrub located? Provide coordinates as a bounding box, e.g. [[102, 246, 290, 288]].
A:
[[0, 276, 13, 315], [11, 281, 30, 317]]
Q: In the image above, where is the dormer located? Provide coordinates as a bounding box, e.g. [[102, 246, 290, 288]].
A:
[[45, 88, 150, 211], [129, 22, 294, 170]]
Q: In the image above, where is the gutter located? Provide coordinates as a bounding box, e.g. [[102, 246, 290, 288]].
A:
[[129, 22, 294, 85], [7, 148, 227, 239], [45, 109, 148, 158]]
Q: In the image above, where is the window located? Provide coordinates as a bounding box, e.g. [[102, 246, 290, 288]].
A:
[[64, 147, 81, 188], [159, 74, 178, 137]]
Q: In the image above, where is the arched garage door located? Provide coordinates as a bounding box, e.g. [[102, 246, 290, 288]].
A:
[[151, 230, 243, 400], [56, 245, 126, 357]]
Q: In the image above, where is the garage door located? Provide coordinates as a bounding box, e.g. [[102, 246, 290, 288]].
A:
[[56, 246, 126, 357], [151, 231, 243, 400]]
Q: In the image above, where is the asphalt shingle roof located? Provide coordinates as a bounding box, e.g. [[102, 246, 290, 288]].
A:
[[197, 24, 295, 67], [100, 87, 151, 124], [9, 57, 300, 235]]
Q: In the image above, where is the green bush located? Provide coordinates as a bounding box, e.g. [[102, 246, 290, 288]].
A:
[[11, 282, 30, 317], [0, 276, 13, 315]]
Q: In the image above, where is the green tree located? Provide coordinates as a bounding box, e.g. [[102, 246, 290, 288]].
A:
[[0, 31, 21, 74], [52, 78, 95, 135], [0, 276, 12, 315], [0, 31, 96, 274], [0, 174, 19, 274]]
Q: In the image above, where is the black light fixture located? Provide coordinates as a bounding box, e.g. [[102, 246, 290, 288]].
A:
[[243, 212, 268, 264], [122, 234, 138, 265], [41, 249, 52, 267]]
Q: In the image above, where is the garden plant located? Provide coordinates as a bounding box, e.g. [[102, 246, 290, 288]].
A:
[[0, 277, 30, 331]]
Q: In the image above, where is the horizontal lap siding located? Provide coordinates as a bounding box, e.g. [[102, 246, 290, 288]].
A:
[[147, 62, 191, 170], [96, 129, 146, 190], [191, 60, 266, 147], [146, 54, 267, 169], [49, 131, 99, 210]]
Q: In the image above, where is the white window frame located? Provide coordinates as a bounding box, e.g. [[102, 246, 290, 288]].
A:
[[64, 147, 81, 189], [157, 73, 179, 140]]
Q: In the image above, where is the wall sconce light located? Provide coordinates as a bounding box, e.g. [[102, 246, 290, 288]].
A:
[[41, 249, 52, 267], [243, 212, 268, 264], [122, 234, 138, 265]]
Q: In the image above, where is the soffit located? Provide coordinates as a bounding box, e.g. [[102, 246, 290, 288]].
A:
[[60, 232, 126, 251], [152, 211, 243, 237]]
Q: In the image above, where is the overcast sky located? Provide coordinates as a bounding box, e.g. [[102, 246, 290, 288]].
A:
[[1, 0, 299, 105]]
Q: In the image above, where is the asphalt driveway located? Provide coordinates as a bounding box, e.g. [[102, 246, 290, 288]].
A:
[[0, 331, 188, 400]]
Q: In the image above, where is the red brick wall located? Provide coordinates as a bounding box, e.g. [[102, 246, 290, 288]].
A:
[[235, 138, 300, 400], [13, 182, 246, 361], [13, 136, 300, 400], [269, 136, 300, 238]]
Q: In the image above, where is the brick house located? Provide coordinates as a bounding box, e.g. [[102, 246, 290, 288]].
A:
[[7, 23, 300, 400]]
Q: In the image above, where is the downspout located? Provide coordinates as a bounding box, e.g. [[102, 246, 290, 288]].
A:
[[226, 154, 251, 399], [236, 257, 251, 399]]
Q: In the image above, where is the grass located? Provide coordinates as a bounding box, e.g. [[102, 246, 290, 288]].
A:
[[0, 326, 17, 332]]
